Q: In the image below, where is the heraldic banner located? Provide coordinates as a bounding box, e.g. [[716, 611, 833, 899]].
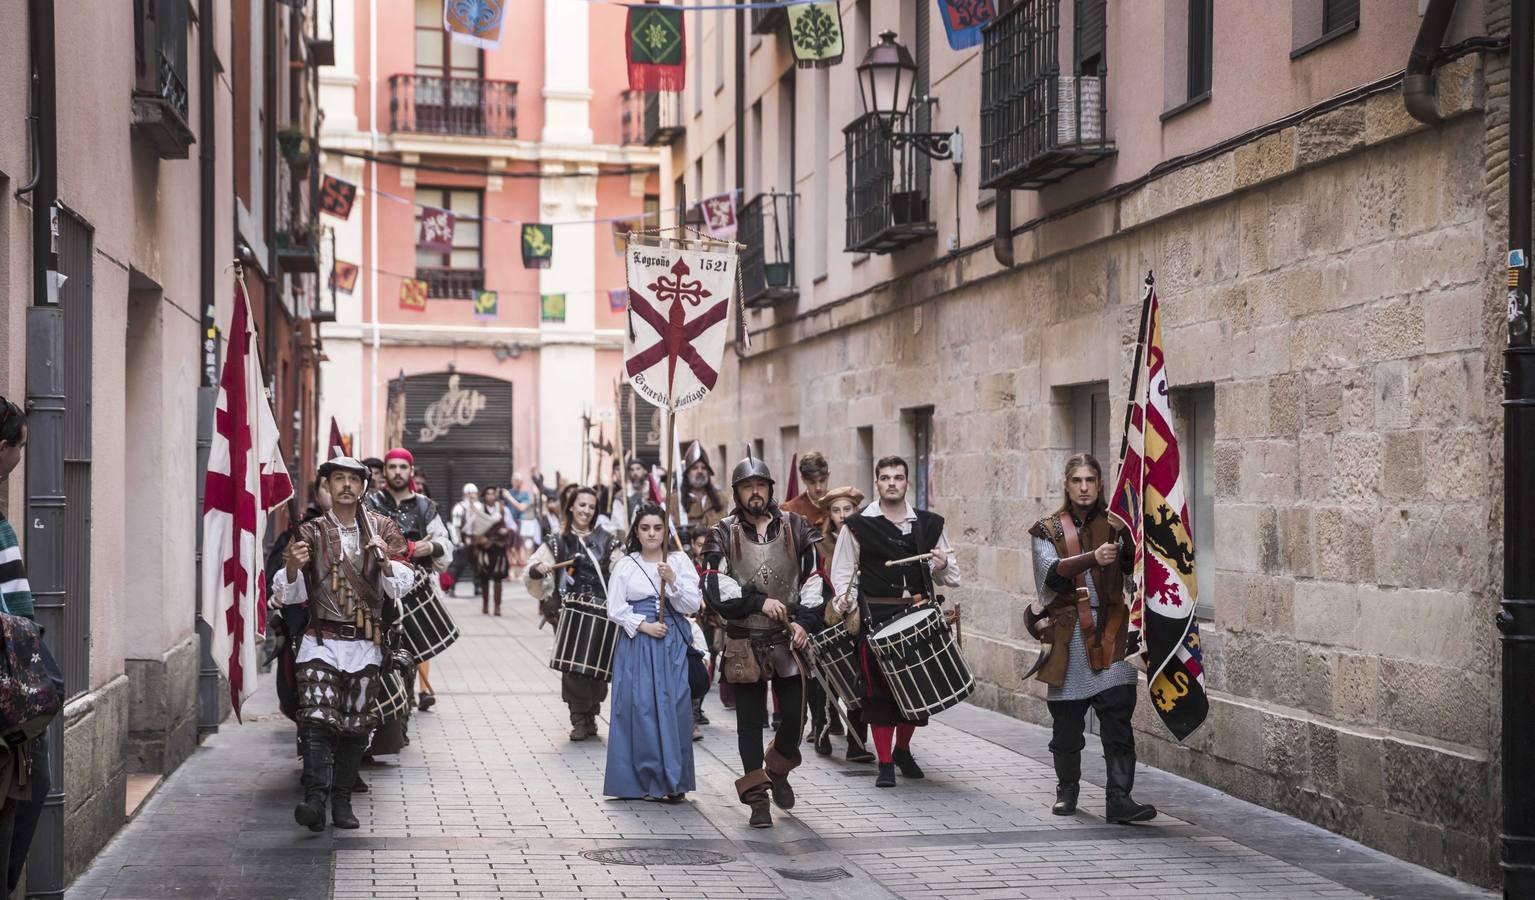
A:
[[1109, 280, 1209, 742], [623, 240, 736, 412]]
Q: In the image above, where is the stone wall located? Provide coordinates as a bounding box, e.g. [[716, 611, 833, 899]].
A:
[[686, 57, 1503, 886], [126, 635, 199, 775], [63, 675, 129, 881]]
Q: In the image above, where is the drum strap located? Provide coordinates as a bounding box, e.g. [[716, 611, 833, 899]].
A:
[[1058, 514, 1098, 645]]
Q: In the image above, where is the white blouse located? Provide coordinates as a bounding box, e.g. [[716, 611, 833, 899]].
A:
[[605, 551, 702, 637]]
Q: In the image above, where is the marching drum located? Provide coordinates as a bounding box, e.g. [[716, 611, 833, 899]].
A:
[[808, 620, 864, 711], [550, 593, 620, 681], [400, 568, 461, 662], [868, 606, 974, 719], [372, 670, 411, 724]]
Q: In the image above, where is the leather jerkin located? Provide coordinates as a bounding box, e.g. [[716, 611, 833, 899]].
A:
[[1058, 513, 1119, 671]]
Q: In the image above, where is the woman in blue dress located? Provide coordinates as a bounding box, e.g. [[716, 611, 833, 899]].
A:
[[603, 504, 701, 802]]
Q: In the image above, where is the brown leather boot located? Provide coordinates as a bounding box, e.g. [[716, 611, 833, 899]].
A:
[[735, 770, 773, 828], [764, 743, 801, 810], [494, 581, 503, 616]]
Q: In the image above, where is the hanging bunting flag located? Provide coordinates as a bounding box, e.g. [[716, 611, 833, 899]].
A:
[[329, 261, 360, 295], [522, 223, 554, 269], [443, 0, 506, 51], [787, 2, 845, 68], [624, 240, 737, 411], [609, 288, 629, 312], [699, 192, 738, 239], [626, 5, 686, 92], [400, 278, 429, 311], [936, 0, 996, 51], [541, 293, 567, 323], [1109, 280, 1210, 743], [474, 289, 499, 320], [612, 218, 640, 256], [418, 206, 455, 252], [319, 174, 358, 220]]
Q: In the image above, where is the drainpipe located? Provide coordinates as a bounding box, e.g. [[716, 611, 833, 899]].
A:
[[992, 194, 1014, 267], [734, 6, 745, 347], [23, 0, 67, 895], [195, 0, 221, 737], [1402, 0, 1458, 124], [1499, 2, 1535, 896]]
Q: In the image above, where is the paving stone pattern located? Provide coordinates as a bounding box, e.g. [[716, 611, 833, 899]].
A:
[[66, 585, 1493, 899]]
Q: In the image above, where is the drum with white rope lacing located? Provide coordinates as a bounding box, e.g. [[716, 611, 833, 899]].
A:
[[868, 606, 973, 719], [399, 567, 460, 662], [550, 592, 620, 681]]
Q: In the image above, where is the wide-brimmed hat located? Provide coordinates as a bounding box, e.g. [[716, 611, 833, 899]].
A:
[[319, 456, 371, 479]]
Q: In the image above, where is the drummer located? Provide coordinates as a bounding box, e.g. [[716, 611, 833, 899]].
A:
[[526, 484, 619, 742], [829, 455, 961, 788], [365, 448, 454, 714], [813, 486, 874, 762]]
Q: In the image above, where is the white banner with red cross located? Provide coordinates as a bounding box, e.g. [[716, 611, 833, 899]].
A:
[[623, 241, 737, 411]]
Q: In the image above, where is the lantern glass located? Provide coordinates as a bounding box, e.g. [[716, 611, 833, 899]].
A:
[[856, 31, 917, 121]]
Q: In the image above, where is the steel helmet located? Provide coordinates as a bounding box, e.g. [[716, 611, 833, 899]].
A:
[[730, 446, 774, 488]]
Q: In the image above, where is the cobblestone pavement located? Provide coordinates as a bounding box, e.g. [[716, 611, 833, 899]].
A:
[[67, 584, 1493, 900]]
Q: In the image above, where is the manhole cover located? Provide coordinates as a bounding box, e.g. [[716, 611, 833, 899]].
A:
[[581, 848, 734, 867], [774, 866, 853, 882]]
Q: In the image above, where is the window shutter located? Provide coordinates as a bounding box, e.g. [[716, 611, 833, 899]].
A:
[[1323, 0, 1359, 34], [1074, 0, 1107, 74]]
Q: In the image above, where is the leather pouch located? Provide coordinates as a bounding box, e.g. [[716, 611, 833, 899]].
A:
[[722, 637, 762, 684]]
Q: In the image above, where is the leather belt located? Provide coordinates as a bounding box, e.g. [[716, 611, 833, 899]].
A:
[[725, 625, 789, 645], [309, 620, 365, 640]]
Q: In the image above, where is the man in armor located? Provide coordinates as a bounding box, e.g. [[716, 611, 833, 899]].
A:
[[701, 453, 824, 828], [680, 442, 727, 532], [273, 456, 417, 832], [527, 484, 618, 741]]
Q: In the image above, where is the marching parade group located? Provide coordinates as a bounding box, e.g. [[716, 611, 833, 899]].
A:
[[267, 439, 1158, 832]]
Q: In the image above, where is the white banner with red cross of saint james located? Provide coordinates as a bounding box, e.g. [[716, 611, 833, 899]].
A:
[[623, 242, 736, 411], [200, 275, 294, 719]]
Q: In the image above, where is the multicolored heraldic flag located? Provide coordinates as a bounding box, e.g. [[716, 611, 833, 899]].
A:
[[522, 223, 554, 269], [200, 275, 294, 719], [540, 293, 566, 323], [937, 0, 996, 50], [443, 0, 505, 51], [329, 261, 359, 295], [787, 1, 845, 68], [609, 288, 629, 312], [319, 174, 358, 220], [624, 240, 736, 412], [473, 289, 498, 320], [612, 218, 639, 256], [699, 192, 737, 239], [418, 207, 455, 252], [400, 278, 429, 311], [626, 5, 685, 92], [1109, 283, 1209, 742]]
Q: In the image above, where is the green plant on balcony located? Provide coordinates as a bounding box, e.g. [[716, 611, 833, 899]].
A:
[[276, 222, 321, 274], [277, 127, 312, 177]]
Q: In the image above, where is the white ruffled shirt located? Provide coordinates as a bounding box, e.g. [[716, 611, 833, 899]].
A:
[[604, 551, 702, 638]]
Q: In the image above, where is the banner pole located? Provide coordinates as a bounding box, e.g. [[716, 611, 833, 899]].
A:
[[1117, 271, 1155, 470]]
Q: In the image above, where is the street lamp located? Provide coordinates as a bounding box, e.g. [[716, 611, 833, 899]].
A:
[[855, 31, 961, 163]]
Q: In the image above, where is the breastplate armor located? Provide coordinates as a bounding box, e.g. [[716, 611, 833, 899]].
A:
[[728, 519, 799, 634], [310, 529, 367, 623]]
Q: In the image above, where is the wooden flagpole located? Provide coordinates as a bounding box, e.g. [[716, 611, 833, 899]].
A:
[[1117, 271, 1156, 470]]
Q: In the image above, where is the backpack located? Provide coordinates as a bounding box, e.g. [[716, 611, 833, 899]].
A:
[[0, 587, 64, 746]]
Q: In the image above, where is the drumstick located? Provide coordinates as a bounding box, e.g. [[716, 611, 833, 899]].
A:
[[546, 559, 577, 571], [884, 548, 957, 567]]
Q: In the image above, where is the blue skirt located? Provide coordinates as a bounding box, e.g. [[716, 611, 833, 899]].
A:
[[603, 599, 696, 798]]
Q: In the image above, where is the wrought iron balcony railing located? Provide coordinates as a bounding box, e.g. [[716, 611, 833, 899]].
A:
[[980, 0, 1115, 190], [844, 113, 937, 255], [131, 0, 195, 158], [751, 2, 788, 34], [417, 267, 486, 300], [643, 91, 685, 146], [388, 74, 518, 139], [739, 193, 798, 308]]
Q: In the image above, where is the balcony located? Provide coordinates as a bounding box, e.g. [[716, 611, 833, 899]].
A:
[[844, 113, 937, 255], [980, 0, 1115, 191], [642, 91, 685, 146], [417, 267, 485, 300], [131, 0, 195, 159], [739, 193, 798, 308], [750, 2, 788, 34], [277, 227, 322, 274], [388, 74, 518, 139]]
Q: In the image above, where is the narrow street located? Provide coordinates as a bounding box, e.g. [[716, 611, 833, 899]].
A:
[[65, 587, 1490, 900]]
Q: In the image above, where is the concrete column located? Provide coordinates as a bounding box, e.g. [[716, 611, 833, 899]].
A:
[[542, 0, 594, 145], [537, 164, 598, 476]]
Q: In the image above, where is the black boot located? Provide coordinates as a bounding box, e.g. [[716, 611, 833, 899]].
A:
[[814, 728, 833, 756], [891, 747, 925, 779], [295, 726, 333, 832], [331, 736, 367, 830], [692, 698, 708, 726], [875, 762, 897, 788], [1104, 755, 1157, 824], [353, 774, 369, 794], [1052, 751, 1080, 815]]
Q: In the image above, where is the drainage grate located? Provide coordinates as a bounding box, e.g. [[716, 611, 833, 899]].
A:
[[582, 848, 735, 867], [774, 866, 853, 882]]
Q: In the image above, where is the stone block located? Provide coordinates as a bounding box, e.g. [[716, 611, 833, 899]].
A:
[[1234, 127, 1296, 189], [1239, 439, 1298, 503], [1374, 360, 1411, 431], [1278, 506, 1314, 576], [1214, 380, 1268, 440], [1212, 503, 1274, 574], [1268, 373, 1303, 436], [1363, 298, 1426, 363], [1380, 430, 1424, 499], [1337, 729, 1385, 805], [1293, 307, 1363, 371], [1409, 352, 1485, 429], [1266, 200, 1304, 266], [1300, 168, 1360, 252], [1379, 657, 1491, 745], [1356, 152, 1412, 244], [1334, 652, 1381, 725], [1293, 577, 1357, 646], [1302, 372, 1343, 434], [1214, 442, 1242, 498], [1382, 738, 1487, 834], [1327, 432, 1383, 503], [1296, 104, 1365, 167], [1353, 583, 1477, 668], [1262, 713, 1310, 780], [1211, 696, 1266, 769], [1424, 427, 1489, 501], [1424, 282, 1484, 353], [1238, 194, 1268, 274], [1297, 646, 1338, 718], [1364, 89, 1421, 145], [1218, 571, 1295, 635]]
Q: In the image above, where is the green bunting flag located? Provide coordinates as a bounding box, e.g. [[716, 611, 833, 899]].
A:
[[540, 293, 567, 323], [522, 223, 553, 269], [787, 2, 844, 69], [626, 6, 686, 92]]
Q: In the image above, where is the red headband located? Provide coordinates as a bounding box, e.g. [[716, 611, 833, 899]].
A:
[[384, 448, 414, 465]]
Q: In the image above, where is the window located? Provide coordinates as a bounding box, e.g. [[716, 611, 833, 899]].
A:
[[1187, 0, 1212, 102], [414, 0, 484, 133], [1292, 0, 1359, 58], [780, 426, 799, 480], [643, 193, 661, 230], [748, 100, 763, 196], [715, 138, 728, 195], [853, 0, 871, 112], [776, 71, 796, 194], [855, 426, 874, 502], [1170, 387, 1216, 620], [1068, 382, 1111, 466], [812, 68, 830, 279], [905, 407, 935, 511], [415, 188, 483, 298], [714, 6, 725, 94], [1323, 0, 1359, 35], [674, 175, 686, 227], [1161, 0, 1212, 118]]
